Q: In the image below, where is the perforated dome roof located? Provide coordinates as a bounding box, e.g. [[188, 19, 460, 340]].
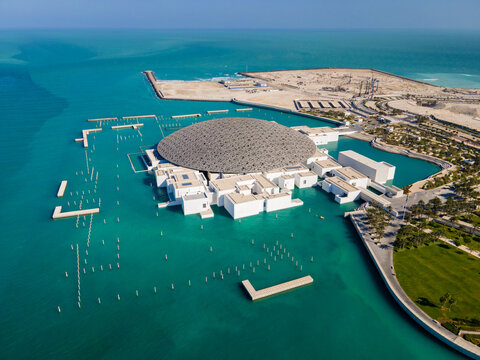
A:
[[157, 117, 316, 174]]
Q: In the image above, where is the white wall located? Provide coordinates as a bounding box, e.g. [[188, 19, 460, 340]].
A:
[[295, 174, 318, 188], [182, 196, 209, 215], [224, 197, 263, 219]]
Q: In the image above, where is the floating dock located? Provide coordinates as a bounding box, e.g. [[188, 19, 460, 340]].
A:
[[57, 180, 68, 197], [172, 114, 202, 119], [111, 123, 144, 130], [75, 128, 103, 148], [122, 115, 156, 120], [242, 275, 313, 301], [207, 110, 229, 114], [87, 117, 118, 122], [236, 108, 253, 112], [52, 206, 100, 220]]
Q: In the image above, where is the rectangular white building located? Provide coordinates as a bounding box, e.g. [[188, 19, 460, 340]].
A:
[[322, 176, 361, 204], [182, 193, 210, 215], [293, 126, 339, 145], [224, 193, 264, 219], [294, 171, 318, 188], [337, 150, 395, 184], [311, 159, 343, 177], [331, 167, 369, 188]]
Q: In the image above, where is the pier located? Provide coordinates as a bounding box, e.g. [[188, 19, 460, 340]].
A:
[[52, 206, 100, 220], [207, 110, 229, 114], [122, 115, 155, 120], [172, 114, 201, 119], [143, 70, 165, 99], [242, 276, 313, 301], [75, 128, 103, 148], [57, 180, 68, 197], [111, 123, 144, 130], [87, 117, 118, 122], [236, 108, 253, 112]]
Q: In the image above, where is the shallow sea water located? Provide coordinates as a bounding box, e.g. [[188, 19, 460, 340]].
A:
[[0, 30, 478, 359]]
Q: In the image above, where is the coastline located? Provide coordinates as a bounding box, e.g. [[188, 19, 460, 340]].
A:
[[348, 210, 480, 359], [144, 68, 477, 357], [345, 132, 454, 192]]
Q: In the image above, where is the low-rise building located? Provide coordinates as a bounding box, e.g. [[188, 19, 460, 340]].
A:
[[337, 150, 395, 184], [294, 171, 318, 188], [264, 192, 303, 212], [332, 167, 369, 188], [321, 176, 361, 204], [182, 193, 210, 215], [311, 159, 342, 177], [224, 193, 264, 219], [278, 174, 295, 190], [293, 126, 339, 145]]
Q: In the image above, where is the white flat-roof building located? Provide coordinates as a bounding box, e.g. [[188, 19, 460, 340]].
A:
[[331, 167, 369, 188], [209, 175, 255, 206], [321, 176, 361, 204], [293, 126, 339, 145], [294, 171, 318, 188], [337, 150, 395, 184], [278, 174, 295, 190], [224, 193, 264, 219], [311, 159, 343, 177], [182, 193, 210, 215], [252, 174, 279, 195], [264, 193, 303, 212]]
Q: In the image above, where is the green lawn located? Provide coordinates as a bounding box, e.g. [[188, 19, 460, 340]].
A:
[[394, 243, 480, 323]]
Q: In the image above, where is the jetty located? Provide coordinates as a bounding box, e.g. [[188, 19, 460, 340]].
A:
[[122, 115, 156, 120], [242, 276, 313, 301], [207, 110, 229, 114], [236, 108, 253, 112], [75, 128, 103, 148], [57, 180, 68, 197], [87, 117, 118, 122], [52, 206, 99, 220], [143, 70, 165, 99], [172, 114, 201, 119], [112, 123, 144, 130]]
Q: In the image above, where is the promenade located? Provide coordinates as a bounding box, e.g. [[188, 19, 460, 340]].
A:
[[348, 208, 480, 359]]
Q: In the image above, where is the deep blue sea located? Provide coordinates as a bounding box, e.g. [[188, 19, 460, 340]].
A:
[[0, 30, 479, 360]]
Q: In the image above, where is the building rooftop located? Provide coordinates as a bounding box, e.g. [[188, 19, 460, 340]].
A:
[[173, 179, 203, 189], [226, 192, 261, 204], [283, 164, 308, 173], [296, 171, 317, 178], [210, 175, 254, 192], [339, 150, 390, 170], [325, 176, 359, 193], [157, 118, 316, 174], [183, 193, 207, 201], [335, 167, 368, 181], [314, 159, 342, 169], [253, 174, 277, 189]]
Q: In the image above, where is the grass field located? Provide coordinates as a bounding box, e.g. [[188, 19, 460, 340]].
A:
[[394, 243, 480, 322]]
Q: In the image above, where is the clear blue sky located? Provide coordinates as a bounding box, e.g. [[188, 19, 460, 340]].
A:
[[1, 0, 479, 29]]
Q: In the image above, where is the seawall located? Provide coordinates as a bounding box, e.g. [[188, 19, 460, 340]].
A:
[[348, 211, 480, 359]]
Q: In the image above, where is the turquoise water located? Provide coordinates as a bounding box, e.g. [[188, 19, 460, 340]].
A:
[[0, 30, 478, 359]]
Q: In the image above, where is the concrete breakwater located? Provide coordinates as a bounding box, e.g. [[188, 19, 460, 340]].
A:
[[242, 276, 313, 301], [348, 210, 480, 360], [143, 71, 165, 99]]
